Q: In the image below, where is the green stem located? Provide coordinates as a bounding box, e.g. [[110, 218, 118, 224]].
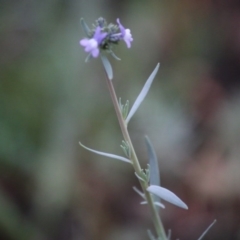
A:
[[105, 78, 167, 240]]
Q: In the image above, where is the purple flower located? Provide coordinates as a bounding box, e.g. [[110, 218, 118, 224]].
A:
[[116, 18, 133, 48], [80, 27, 107, 58]]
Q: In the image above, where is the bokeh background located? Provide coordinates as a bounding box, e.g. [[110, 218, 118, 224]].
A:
[[1, 0, 240, 239]]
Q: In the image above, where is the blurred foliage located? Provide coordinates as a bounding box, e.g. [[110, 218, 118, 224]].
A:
[[1, 0, 240, 240]]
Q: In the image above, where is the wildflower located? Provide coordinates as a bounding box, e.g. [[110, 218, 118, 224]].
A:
[[80, 17, 133, 61], [80, 26, 107, 58], [116, 18, 133, 48]]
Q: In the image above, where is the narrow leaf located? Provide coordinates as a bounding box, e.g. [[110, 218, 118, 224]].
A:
[[147, 185, 188, 210], [101, 55, 113, 80], [153, 201, 165, 208], [123, 100, 129, 119], [140, 201, 165, 209], [167, 229, 172, 240], [79, 142, 131, 163], [133, 186, 145, 199], [80, 18, 91, 37], [110, 50, 121, 60], [197, 219, 217, 240], [145, 136, 160, 186], [134, 172, 145, 182], [147, 229, 156, 240], [85, 53, 93, 63], [120, 145, 128, 157], [120, 140, 131, 158], [119, 97, 123, 110], [126, 63, 160, 124]]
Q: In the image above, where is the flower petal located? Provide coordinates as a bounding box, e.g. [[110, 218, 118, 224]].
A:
[[91, 48, 99, 58], [79, 38, 99, 58], [116, 19, 133, 48], [123, 29, 133, 48], [94, 26, 107, 44], [116, 18, 125, 36], [79, 39, 89, 47]]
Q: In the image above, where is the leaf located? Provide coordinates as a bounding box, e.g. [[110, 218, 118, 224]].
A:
[[167, 229, 172, 240], [145, 136, 160, 186], [140, 201, 165, 209], [153, 201, 165, 208], [109, 50, 121, 60], [126, 63, 160, 124], [79, 142, 131, 163], [80, 18, 91, 37], [122, 100, 129, 119], [197, 219, 217, 240], [147, 185, 188, 210], [147, 229, 156, 240], [120, 140, 131, 158], [134, 172, 146, 182], [101, 55, 113, 80], [132, 186, 145, 199], [85, 53, 93, 63]]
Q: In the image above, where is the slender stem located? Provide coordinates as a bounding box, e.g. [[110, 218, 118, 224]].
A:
[[105, 78, 167, 240]]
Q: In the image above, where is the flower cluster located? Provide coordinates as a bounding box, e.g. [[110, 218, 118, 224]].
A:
[[80, 17, 133, 59]]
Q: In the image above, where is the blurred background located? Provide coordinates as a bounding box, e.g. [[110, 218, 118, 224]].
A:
[[1, 0, 240, 239]]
